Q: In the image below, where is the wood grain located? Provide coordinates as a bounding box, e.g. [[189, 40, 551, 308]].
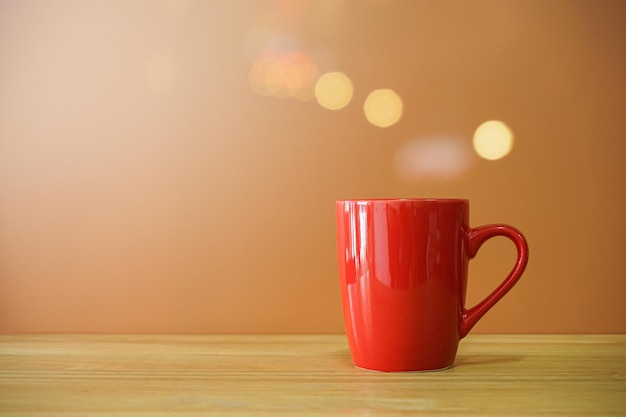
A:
[[1, 335, 624, 416]]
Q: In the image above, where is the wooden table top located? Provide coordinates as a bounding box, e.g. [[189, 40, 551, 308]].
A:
[[1, 334, 624, 416]]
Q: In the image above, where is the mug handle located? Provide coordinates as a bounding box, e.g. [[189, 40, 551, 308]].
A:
[[459, 224, 529, 338]]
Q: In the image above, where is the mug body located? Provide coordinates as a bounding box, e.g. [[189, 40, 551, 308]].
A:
[[336, 199, 469, 371]]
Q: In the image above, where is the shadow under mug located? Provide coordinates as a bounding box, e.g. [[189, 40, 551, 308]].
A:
[[336, 198, 529, 372]]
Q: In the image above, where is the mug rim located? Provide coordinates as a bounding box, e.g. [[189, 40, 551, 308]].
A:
[[337, 198, 469, 204]]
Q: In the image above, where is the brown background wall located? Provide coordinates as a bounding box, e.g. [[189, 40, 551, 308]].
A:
[[1, 0, 625, 334]]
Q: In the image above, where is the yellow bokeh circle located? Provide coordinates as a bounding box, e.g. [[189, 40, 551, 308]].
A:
[[363, 89, 403, 128], [473, 120, 514, 160], [314, 72, 353, 110]]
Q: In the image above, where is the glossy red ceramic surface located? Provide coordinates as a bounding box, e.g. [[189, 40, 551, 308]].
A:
[[336, 199, 529, 372]]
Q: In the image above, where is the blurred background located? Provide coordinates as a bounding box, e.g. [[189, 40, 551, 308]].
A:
[[1, 0, 625, 334]]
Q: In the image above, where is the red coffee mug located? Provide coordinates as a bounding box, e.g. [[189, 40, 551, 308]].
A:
[[336, 199, 529, 371]]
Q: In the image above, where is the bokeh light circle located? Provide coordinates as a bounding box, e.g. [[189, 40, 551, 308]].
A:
[[314, 72, 353, 110], [248, 49, 319, 101], [473, 120, 514, 160], [363, 89, 403, 127]]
